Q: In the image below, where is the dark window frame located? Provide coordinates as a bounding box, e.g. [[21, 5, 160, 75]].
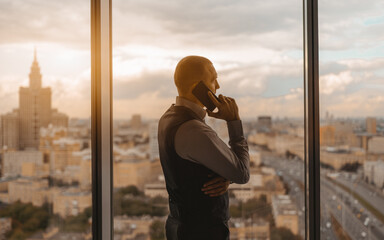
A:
[[90, 0, 320, 239], [303, 0, 320, 239], [91, 0, 113, 239]]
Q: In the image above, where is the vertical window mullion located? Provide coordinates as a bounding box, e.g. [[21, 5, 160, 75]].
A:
[[303, 0, 320, 239], [91, 0, 113, 239]]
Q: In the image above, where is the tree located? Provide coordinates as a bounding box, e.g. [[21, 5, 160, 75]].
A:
[[271, 227, 301, 240], [149, 220, 165, 240], [61, 207, 92, 232], [229, 196, 272, 220], [340, 162, 361, 172], [8, 228, 27, 240], [113, 189, 168, 217], [118, 185, 143, 196], [149, 196, 168, 205], [0, 201, 50, 239]]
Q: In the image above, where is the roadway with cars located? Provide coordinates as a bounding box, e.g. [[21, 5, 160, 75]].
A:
[[262, 154, 384, 240], [263, 155, 307, 239], [321, 177, 382, 240], [333, 175, 384, 218]]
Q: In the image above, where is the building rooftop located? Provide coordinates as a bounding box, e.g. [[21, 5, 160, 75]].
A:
[[113, 145, 148, 159], [53, 137, 81, 145], [144, 182, 166, 189], [272, 195, 298, 216], [229, 218, 269, 228]]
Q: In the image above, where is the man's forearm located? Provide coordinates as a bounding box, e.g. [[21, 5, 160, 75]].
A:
[[226, 120, 250, 184]]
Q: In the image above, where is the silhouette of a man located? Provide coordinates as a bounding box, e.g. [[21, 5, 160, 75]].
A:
[[158, 56, 250, 240]]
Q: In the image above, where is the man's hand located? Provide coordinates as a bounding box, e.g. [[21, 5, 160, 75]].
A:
[[201, 176, 230, 197], [206, 92, 240, 122]]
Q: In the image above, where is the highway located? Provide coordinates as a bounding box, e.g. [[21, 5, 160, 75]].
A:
[[334, 175, 384, 219], [263, 155, 307, 239], [321, 177, 382, 240], [262, 155, 384, 240]]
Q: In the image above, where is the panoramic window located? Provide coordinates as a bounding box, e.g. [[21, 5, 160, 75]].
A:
[[319, 0, 384, 239], [112, 0, 304, 239], [0, 1, 92, 239], [5, 0, 382, 239]]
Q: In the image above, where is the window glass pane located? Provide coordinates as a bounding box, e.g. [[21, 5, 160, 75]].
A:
[[0, 1, 92, 239], [319, 1, 384, 239], [113, 1, 304, 239]]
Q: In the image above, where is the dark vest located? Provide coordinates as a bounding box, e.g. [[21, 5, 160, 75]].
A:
[[158, 104, 229, 229]]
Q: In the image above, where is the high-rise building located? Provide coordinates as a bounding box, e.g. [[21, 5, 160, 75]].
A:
[[366, 117, 377, 134], [130, 114, 142, 129], [368, 136, 384, 154], [320, 121, 359, 147], [53, 188, 92, 217], [148, 122, 159, 161], [19, 50, 52, 149], [364, 160, 384, 188], [229, 218, 270, 240], [8, 178, 53, 206], [0, 109, 19, 150], [2, 150, 44, 178], [271, 195, 299, 235], [257, 116, 272, 132], [319, 125, 335, 146], [0, 49, 68, 150]]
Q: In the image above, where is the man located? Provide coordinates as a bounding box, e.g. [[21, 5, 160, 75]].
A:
[[158, 56, 250, 240]]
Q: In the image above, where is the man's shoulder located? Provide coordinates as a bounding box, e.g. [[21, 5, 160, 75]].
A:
[[160, 105, 202, 124], [177, 119, 215, 136]]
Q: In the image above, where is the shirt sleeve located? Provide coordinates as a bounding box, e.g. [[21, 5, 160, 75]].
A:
[[174, 119, 250, 184]]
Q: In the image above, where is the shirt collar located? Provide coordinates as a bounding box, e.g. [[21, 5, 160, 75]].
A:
[[175, 96, 206, 120]]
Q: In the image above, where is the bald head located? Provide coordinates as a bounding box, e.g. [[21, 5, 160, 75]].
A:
[[174, 56, 214, 96]]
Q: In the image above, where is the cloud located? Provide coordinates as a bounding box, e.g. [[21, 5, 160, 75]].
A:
[[0, 0, 90, 48], [113, 0, 303, 50], [339, 58, 384, 71], [113, 92, 174, 120], [130, 1, 299, 34], [319, 0, 384, 50], [319, 57, 384, 96], [237, 87, 304, 119], [113, 70, 176, 100], [1, 0, 383, 119], [320, 88, 384, 117], [112, 51, 303, 99], [320, 71, 355, 95], [217, 58, 303, 98], [112, 87, 305, 120]]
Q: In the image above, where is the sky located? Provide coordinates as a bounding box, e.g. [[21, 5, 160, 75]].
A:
[[0, 0, 383, 120]]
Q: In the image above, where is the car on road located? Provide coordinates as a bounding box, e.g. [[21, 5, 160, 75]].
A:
[[326, 222, 331, 228], [364, 217, 370, 226]]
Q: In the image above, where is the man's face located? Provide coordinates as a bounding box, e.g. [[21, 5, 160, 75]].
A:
[[203, 63, 220, 94]]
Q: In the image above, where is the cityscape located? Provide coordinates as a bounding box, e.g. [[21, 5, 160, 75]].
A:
[[0, 0, 383, 239], [0, 52, 383, 240]]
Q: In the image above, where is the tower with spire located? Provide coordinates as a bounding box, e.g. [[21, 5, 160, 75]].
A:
[[29, 47, 42, 89], [0, 49, 68, 151], [19, 48, 52, 149]]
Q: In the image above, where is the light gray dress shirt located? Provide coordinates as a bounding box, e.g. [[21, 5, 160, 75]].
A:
[[174, 96, 250, 184]]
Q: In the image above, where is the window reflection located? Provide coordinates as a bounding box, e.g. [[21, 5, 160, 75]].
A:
[[319, 0, 384, 239], [113, 0, 304, 239], [0, 1, 92, 239]]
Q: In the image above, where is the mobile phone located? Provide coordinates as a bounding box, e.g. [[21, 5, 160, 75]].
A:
[[192, 81, 220, 112]]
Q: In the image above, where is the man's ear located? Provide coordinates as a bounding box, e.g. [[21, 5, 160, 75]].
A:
[[190, 81, 200, 90], [186, 81, 200, 96]]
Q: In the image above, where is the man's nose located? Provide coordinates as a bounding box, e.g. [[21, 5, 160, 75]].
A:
[[215, 80, 220, 90]]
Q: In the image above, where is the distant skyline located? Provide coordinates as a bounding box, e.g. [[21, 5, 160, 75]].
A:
[[0, 0, 383, 119]]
